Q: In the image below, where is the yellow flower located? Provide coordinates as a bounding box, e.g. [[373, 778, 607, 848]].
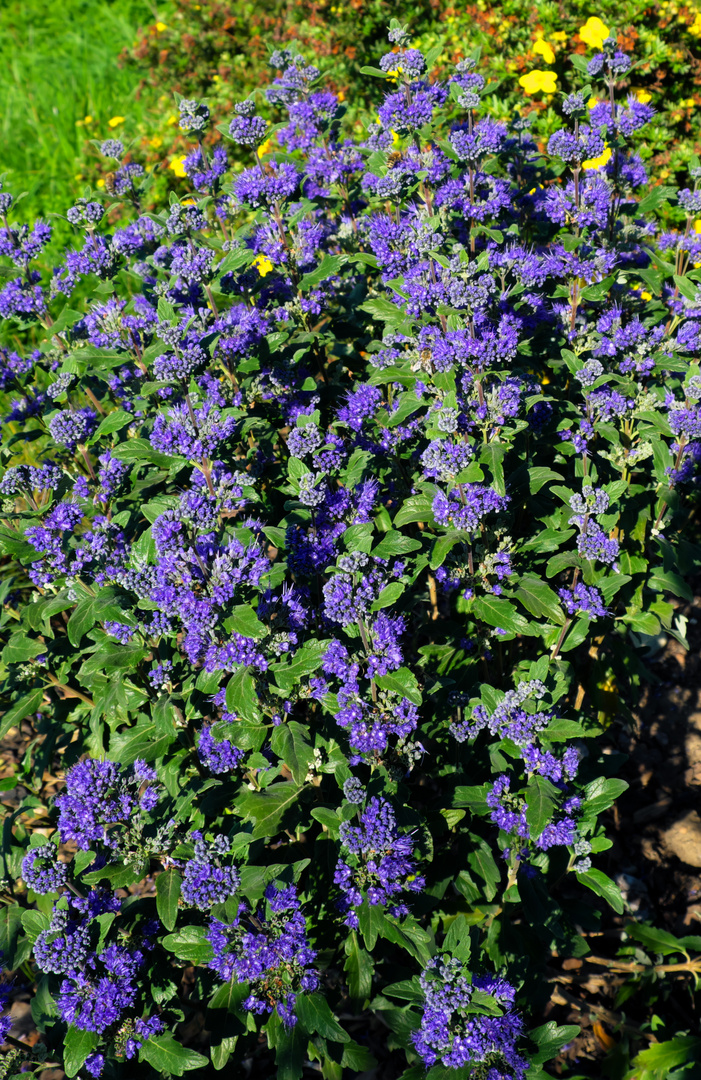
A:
[[587, 97, 598, 108], [108, 116, 125, 128], [84, 115, 93, 125], [96, 178, 105, 188], [254, 255, 274, 277], [337, 90, 346, 102], [694, 220, 701, 234], [149, 135, 163, 149], [155, 21, 167, 32], [582, 145, 612, 169], [533, 38, 555, 65], [551, 31, 567, 41], [579, 16, 610, 50], [74, 173, 83, 181], [640, 291, 653, 301], [691, 12, 701, 34], [167, 114, 178, 126], [682, 97, 696, 108], [169, 156, 188, 178], [519, 70, 557, 95], [182, 198, 196, 206], [637, 90, 652, 103], [258, 138, 273, 157], [391, 129, 400, 146]]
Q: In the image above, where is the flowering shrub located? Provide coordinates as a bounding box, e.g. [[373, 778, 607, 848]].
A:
[[1, 19, 701, 1079]]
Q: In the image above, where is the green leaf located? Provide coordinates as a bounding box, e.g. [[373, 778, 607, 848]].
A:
[[631, 1036, 701, 1075], [21, 910, 50, 942], [272, 638, 330, 691], [63, 1025, 99, 1078], [528, 1022, 581, 1066], [111, 438, 180, 470], [87, 408, 133, 445], [156, 869, 182, 932], [299, 253, 346, 290], [357, 897, 385, 949], [394, 494, 434, 527], [473, 596, 534, 636], [140, 1034, 209, 1075], [110, 721, 175, 764], [429, 530, 461, 570], [375, 666, 422, 705], [296, 993, 349, 1042], [443, 914, 472, 962], [162, 926, 215, 964], [208, 976, 250, 1014], [270, 722, 314, 785], [370, 581, 405, 610], [236, 782, 301, 838], [637, 184, 676, 214], [380, 917, 432, 965], [466, 838, 501, 901], [228, 604, 267, 640], [576, 868, 625, 914], [582, 777, 628, 818], [525, 776, 557, 839], [516, 575, 565, 624], [372, 531, 422, 558], [344, 931, 373, 1005], [225, 668, 259, 720], [67, 596, 98, 645], [0, 687, 45, 741], [626, 923, 691, 957], [2, 633, 44, 665]]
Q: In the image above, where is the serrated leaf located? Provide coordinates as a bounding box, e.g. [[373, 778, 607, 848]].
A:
[[140, 1034, 209, 1075], [370, 581, 405, 610], [270, 722, 314, 785], [296, 993, 349, 1042], [0, 687, 45, 741], [576, 868, 625, 914], [225, 668, 259, 720], [63, 1026, 99, 1078], [473, 596, 534, 636], [375, 666, 422, 705], [236, 782, 301, 838], [344, 931, 373, 1005]]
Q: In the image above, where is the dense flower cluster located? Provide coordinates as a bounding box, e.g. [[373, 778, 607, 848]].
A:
[[413, 956, 527, 1075], [206, 883, 319, 1027]]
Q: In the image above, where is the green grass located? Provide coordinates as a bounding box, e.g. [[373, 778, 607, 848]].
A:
[[0, 0, 163, 226]]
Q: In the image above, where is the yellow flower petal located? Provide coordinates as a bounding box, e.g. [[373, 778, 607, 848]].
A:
[[149, 135, 163, 149], [579, 16, 610, 50], [533, 39, 556, 65], [258, 138, 273, 157], [694, 219, 701, 234], [254, 254, 274, 277], [582, 145, 612, 170], [108, 116, 125, 128], [637, 90, 652, 103], [84, 115, 93, 125], [155, 21, 167, 32], [551, 31, 567, 42], [519, 70, 557, 95], [96, 178, 105, 188], [640, 291, 653, 301], [169, 155, 188, 178]]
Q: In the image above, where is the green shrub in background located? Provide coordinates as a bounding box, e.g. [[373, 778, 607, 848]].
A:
[[108, 0, 701, 208]]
